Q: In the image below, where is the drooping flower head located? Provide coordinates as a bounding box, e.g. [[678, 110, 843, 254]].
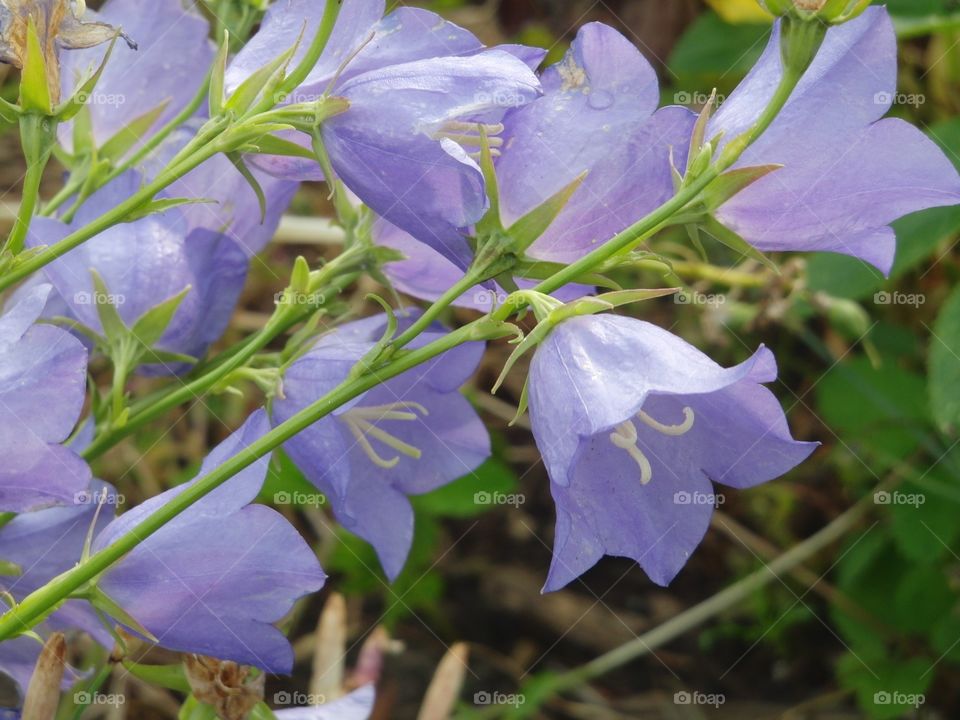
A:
[[272, 313, 490, 580], [527, 314, 816, 590], [0, 284, 90, 512], [226, 0, 542, 267], [706, 7, 960, 273]]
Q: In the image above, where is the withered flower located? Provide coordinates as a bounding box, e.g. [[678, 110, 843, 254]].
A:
[[184, 655, 265, 720], [0, 0, 134, 104]]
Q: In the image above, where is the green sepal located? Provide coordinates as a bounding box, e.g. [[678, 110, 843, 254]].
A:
[[0, 97, 19, 124], [71, 105, 95, 158], [139, 349, 198, 366], [121, 661, 191, 693], [179, 695, 219, 720], [89, 587, 159, 643], [20, 18, 52, 114], [505, 172, 586, 255], [225, 31, 301, 114], [227, 152, 267, 221], [56, 33, 120, 122], [99, 100, 171, 161], [239, 132, 317, 159], [132, 287, 191, 347], [700, 216, 780, 273], [685, 90, 717, 175], [474, 127, 504, 237], [701, 164, 783, 211], [0, 560, 22, 577], [208, 32, 231, 117], [90, 270, 128, 345]]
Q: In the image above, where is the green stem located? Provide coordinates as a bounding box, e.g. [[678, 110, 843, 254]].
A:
[[5, 115, 54, 254], [0, 319, 494, 641]]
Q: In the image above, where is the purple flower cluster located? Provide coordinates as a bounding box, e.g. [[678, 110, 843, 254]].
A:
[[1, 0, 959, 713]]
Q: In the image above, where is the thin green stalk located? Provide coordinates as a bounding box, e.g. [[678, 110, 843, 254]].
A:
[[5, 115, 54, 254], [463, 476, 900, 719], [0, 318, 494, 640]]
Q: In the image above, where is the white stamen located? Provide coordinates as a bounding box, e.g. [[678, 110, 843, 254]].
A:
[[341, 402, 429, 469], [637, 406, 695, 436], [609, 421, 653, 485], [433, 121, 505, 158]]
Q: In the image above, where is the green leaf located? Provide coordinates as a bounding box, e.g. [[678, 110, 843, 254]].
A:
[[225, 34, 300, 114], [125, 197, 215, 223], [131, 287, 191, 347], [837, 653, 932, 720], [209, 33, 230, 117], [890, 475, 960, 563], [702, 164, 782, 210], [90, 587, 159, 642], [505, 172, 586, 254], [929, 286, 960, 433], [99, 100, 171, 161], [56, 34, 120, 122], [240, 132, 317, 159], [699, 216, 779, 272]]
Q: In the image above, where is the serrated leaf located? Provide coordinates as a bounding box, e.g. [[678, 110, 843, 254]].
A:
[[131, 287, 191, 347], [227, 152, 267, 221], [20, 18, 52, 114], [505, 172, 586, 254], [702, 164, 782, 210], [99, 100, 171, 161]]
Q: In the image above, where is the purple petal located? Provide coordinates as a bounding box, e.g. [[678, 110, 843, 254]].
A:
[[275, 685, 375, 719], [59, 0, 215, 152]]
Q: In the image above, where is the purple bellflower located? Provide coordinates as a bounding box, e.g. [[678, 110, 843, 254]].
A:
[[707, 7, 960, 273], [0, 284, 90, 512], [226, 0, 541, 266], [58, 0, 215, 153], [272, 314, 490, 580], [91, 410, 325, 674], [528, 314, 817, 590], [0, 481, 116, 697], [25, 162, 293, 370]]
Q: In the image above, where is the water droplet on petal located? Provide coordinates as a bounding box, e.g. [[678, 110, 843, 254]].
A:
[[588, 90, 614, 110]]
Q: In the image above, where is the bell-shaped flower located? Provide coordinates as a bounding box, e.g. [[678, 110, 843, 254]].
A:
[[57, 0, 215, 153], [226, 0, 541, 266], [0, 481, 117, 696], [528, 314, 817, 590], [494, 22, 694, 265], [0, 284, 90, 512], [272, 314, 490, 580], [706, 7, 960, 273], [25, 161, 293, 370], [91, 410, 326, 674]]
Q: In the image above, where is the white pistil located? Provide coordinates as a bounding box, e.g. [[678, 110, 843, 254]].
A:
[[637, 406, 695, 436], [341, 402, 429, 470], [609, 421, 653, 485], [434, 121, 506, 160]]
